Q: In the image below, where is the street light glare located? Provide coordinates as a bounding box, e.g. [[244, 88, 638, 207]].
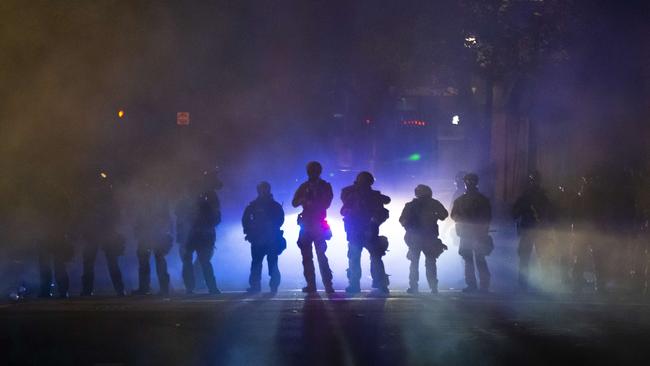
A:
[[452, 115, 460, 125], [464, 35, 477, 47], [117, 110, 125, 118]]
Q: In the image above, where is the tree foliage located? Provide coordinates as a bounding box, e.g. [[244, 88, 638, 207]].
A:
[[460, 0, 577, 80]]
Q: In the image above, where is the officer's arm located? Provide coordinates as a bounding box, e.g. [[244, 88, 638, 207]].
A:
[[210, 194, 222, 226], [242, 205, 251, 234], [291, 184, 304, 208], [340, 187, 349, 203], [398, 204, 410, 228], [340, 187, 352, 216], [434, 200, 449, 221], [273, 202, 285, 228], [450, 199, 460, 221], [324, 183, 334, 209]]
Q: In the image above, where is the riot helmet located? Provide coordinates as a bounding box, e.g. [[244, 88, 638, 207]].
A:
[[257, 181, 271, 197], [464, 173, 479, 189], [355, 171, 375, 187], [414, 184, 433, 199], [306, 161, 322, 180]]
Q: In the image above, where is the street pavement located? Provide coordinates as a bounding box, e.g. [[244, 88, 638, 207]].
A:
[[2, 291, 650, 365]]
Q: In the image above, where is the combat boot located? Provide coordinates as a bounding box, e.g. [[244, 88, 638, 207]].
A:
[[462, 285, 478, 293], [81, 280, 94, 297], [345, 283, 361, 294], [369, 287, 389, 296], [80, 290, 93, 297], [157, 284, 170, 296], [302, 285, 317, 293], [132, 287, 151, 296]]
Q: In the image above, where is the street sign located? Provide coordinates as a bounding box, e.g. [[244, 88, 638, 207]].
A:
[[176, 112, 190, 126]]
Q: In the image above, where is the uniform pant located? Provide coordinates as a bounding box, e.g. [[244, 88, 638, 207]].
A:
[[407, 243, 439, 291], [631, 232, 649, 294], [517, 229, 552, 290], [298, 229, 333, 288], [82, 243, 125, 295], [38, 249, 69, 297], [571, 236, 607, 292], [555, 227, 574, 285], [459, 236, 490, 290], [137, 246, 170, 293], [249, 245, 280, 290], [181, 245, 218, 293], [347, 243, 388, 289]]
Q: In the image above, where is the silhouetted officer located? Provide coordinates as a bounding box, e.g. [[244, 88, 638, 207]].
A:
[[552, 182, 577, 287], [572, 170, 624, 294], [512, 171, 554, 291], [639, 170, 650, 295], [34, 180, 74, 299], [449, 171, 468, 268], [175, 171, 222, 295], [77, 170, 126, 296], [632, 168, 650, 295], [341, 172, 391, 294], [609, 167, 638, 289], [292, 161, 334, 293], [242, 182, 285, 293], [133, 181, 173, 296], [451, 173, 492, 293], [399, 184, 449, 294]]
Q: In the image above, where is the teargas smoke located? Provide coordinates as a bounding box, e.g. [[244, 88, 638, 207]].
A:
[[0, 1, 648, 298]]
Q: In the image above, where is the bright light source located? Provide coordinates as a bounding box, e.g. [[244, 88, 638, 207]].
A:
[[402, 119, 427, 126], [452, 115, 460, 125], [117, 109, 125, 118], [100, 172, 108, 179], [464, 35, 477, 48], [407, 153, 421, 162]]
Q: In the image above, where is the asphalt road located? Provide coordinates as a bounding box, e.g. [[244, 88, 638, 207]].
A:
[[2, 291, 650, 366]]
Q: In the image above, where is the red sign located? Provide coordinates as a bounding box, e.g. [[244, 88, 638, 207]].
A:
[[176, 112, 190, 126]]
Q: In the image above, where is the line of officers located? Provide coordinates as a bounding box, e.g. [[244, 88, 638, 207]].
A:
[[511, 168, 650, 295], [37, 160, 649, 298], [35, 160, 496, 298]]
